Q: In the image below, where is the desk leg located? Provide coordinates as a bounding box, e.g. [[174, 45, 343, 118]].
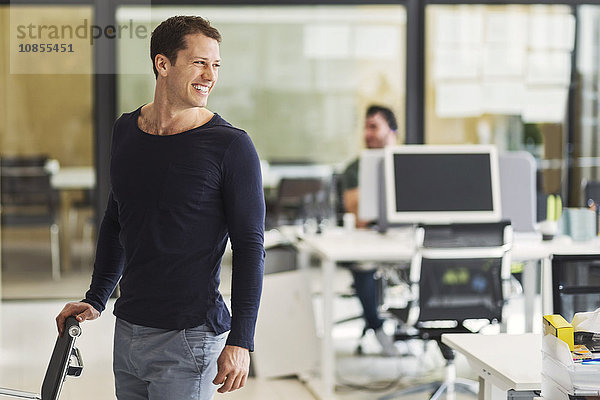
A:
[[522, 260, 537, 332], [478, 377, 507, 400], [297, 246, 311, 270], [541, 257, 553, 316], [58, 190, 73, 274], [479, 378, 489, 400], [321, 258, 336, 399]]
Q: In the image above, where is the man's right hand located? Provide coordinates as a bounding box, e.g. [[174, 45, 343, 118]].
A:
[[56, 302, 99, 336]]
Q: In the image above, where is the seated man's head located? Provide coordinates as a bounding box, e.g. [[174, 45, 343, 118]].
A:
[[364, 105, 397, 149]]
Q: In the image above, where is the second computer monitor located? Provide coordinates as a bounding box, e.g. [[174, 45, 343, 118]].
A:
[[384, 145, 502, 224], [358, 149, 385, 221]]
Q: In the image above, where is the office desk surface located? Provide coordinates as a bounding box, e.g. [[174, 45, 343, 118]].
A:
[[299, 228, 415, 262], [442, 333, 542, 392], [51, 166, 95, 190], [512, 235, 600, 259], [301, 228, 600, 262]]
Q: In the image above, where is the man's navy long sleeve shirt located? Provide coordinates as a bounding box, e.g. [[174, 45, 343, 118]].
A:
[[83, 107, 265, 351]]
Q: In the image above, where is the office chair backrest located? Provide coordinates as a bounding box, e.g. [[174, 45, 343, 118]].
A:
[[1, 155, 48, 168], [330, 173, 346, 227], [583, 180, 600, 208], [410, 222, 511, 326], [274, 177, 327, 224], [417, 256, 504, 323], [421, 222, 509, 248], [551, 254, 600, 322], [41, 316, 82, 400], [582, 180, 600, 234], [0, 155, 59, 225], [0, 316, 83, 400], [277, 178, 324, 203]]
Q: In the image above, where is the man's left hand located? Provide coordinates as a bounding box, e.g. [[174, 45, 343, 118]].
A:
[[213, 345, 250, 393]]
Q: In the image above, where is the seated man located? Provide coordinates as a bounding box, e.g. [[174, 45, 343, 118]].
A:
[[341, 104, 399, 356]]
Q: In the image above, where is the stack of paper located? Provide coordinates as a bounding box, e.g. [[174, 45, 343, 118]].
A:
[[541, 334, 600, 399]]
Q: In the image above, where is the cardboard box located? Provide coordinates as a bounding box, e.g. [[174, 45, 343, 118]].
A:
[[544, 314, 574, 351]]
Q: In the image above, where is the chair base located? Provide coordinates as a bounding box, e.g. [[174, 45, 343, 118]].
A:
[[379, 378, 478, 400]]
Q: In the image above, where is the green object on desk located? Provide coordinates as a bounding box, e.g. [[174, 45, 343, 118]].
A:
[[546, 194, 562, 222]]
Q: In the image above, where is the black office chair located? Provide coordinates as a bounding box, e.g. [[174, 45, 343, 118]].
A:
[[582, 179, 600, 207], [330, 172, 346, 227], [551, 254, 600, 322], [0, 316, 84, 400], [381, 222, 512, 400], [271, 177, 329, 226], [582, 179, 600, 233], [0, 155, 61, 280]]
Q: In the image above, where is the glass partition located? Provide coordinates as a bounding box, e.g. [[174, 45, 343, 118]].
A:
[[576, 5, 600, 207], [1, 5, 94, 296], [116, 5, 407, 165], [424, 4, 575, 201]]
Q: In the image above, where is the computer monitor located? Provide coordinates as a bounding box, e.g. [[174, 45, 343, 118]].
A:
[[358, 149, 384, 221], [498, 151, 537, 232], [383, 145, 502, 224]]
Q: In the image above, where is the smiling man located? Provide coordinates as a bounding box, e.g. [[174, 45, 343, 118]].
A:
[[56, 16, 265, 400]]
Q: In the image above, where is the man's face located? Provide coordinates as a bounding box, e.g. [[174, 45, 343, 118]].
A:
[[164, 33, 221, 109], [364, 112, 395, 149]]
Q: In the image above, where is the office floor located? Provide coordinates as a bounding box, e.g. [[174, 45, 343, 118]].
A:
[[0, 302, 496, 400], [0, 237, 538, 400], [1, 231, 93, 300]]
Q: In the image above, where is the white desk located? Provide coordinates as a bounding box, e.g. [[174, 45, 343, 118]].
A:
[[513, 235, 600, 332], [50, 167, 95, 272], [296, 227, 600, 399], [441, 333, 541, 400], [298, 228, 415, 399], [50, 166, 95, 190], [301, 228, 415, 262]]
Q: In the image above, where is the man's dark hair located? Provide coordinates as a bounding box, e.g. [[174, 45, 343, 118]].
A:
[[366, 105, 398, 132], [150, 16, 221, 78]]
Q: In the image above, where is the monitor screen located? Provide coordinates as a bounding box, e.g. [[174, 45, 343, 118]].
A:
[[384, 145, 502, 224]]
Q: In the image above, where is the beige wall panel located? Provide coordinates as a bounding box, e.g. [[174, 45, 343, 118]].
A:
[[0, 6, 93, 167]]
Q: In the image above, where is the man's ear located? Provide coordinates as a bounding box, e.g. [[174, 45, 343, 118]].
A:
[[388, 130, 398, 145], [155, 54, 170, 77]]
